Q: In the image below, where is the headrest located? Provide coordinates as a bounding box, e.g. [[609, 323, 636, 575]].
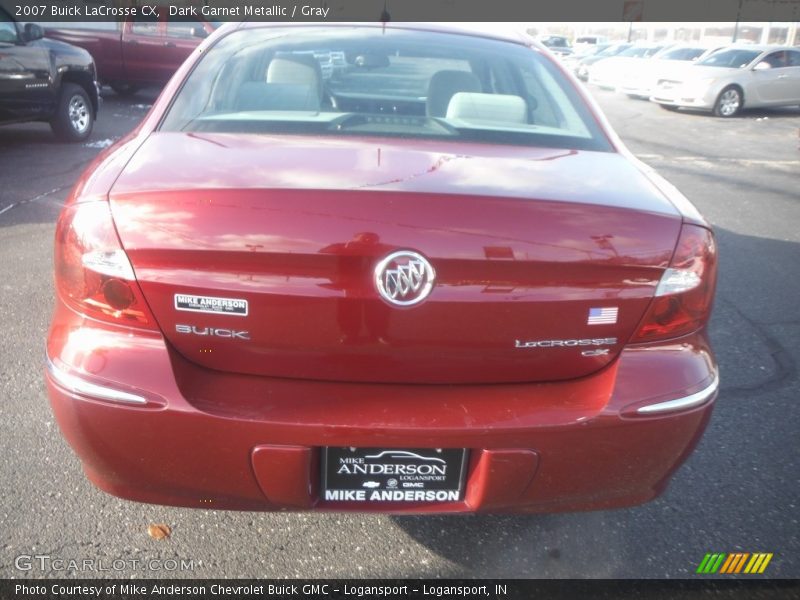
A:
[[266, 54, 323, 100], [426, 70, 481, 117], [446, 93, 528, 124]]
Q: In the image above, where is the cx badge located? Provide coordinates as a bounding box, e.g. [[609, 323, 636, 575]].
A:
[[374, 250, 435, 307]]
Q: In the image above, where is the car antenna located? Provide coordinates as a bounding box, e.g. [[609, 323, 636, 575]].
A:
[[380, 0, 390, 29]]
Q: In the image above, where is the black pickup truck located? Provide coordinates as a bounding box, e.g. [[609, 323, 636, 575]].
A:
[[0, 6, 99, 141]]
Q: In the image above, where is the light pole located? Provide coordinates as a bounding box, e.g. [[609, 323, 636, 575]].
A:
[[732, 0, 743, 42]]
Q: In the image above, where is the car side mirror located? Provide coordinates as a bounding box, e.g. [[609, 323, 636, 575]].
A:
[[23, 23, 44, 42], [753, 61, 771, 71], [191, 27, 208, 39]]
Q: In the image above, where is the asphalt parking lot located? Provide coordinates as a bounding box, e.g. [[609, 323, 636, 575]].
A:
[[0, 86, 798, 579]]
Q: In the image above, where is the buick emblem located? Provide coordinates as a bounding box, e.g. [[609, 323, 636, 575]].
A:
[[374, 251, 435, 307]]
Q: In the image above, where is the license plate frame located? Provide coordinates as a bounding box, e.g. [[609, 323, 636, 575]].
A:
[[321, 447, 468, 503]]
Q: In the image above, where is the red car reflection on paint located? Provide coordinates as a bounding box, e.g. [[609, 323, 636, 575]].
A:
[[46, 23, 718, 513]]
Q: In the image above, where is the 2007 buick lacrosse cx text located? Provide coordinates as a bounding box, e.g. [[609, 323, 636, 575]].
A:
[[46, 22, 718, 513]]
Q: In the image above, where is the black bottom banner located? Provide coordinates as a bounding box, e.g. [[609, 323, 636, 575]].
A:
[[2, 579, 798, 600]]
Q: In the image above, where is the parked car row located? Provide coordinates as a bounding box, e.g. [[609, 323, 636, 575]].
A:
[[538, 35, 573, 57], [616, 45, 726, 98], [0, 7, 99, 141], [563, 42, 633, 81], [565, 40, 800, 117], [538, 34, 611, 58], [588, 43, 669, 89], [44, 13, 216, 95], [650, 46, 800, 116], [0, 9, 214, 141]]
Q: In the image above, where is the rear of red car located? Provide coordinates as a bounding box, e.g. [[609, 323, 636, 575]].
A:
[[46, 23, 718, 513]]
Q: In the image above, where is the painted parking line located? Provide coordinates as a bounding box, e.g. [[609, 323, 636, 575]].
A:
[[637, 154, 800, 167]]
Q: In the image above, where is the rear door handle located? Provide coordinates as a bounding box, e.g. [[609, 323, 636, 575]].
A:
[[777, 74, 787, 79], [164, 41, 176, 48]]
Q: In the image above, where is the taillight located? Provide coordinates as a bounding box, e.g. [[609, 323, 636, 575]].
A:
[[631, 224, 717, 343], [54, 201, 158, 330]]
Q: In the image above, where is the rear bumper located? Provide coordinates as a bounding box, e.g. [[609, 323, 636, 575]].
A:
[[46, 303, 718, 514]]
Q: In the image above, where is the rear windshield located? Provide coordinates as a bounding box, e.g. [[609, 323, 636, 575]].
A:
[[542, 37, 569, 47], [619, 46, 663, 58], [160, 26, 612, 152], [697, 48, 760, 68], [659, 47, 706, 61], [599, 44, 632, 57]]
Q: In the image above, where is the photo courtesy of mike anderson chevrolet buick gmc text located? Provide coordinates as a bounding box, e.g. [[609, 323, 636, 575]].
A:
[[46, 23, 718, 513]]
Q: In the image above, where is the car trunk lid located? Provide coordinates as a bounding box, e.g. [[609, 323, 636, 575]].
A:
[[109, 133, 681, 384]]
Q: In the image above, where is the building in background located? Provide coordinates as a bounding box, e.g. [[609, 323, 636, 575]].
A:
[[526, 22, 798, 46]]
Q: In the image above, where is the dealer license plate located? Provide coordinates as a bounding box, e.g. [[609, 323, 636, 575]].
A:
[[322, 447, 467, 503]]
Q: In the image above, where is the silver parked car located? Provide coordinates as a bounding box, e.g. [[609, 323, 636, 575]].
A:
[[650, 45, 800, 117], [588, 44, 668, 89], [617, 45, 726, 99]]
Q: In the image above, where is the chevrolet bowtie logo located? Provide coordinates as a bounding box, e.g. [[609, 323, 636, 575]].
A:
[[375, 251, 435, 307]]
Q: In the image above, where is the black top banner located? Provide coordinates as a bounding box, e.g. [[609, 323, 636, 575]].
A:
[[2, 0, 800, 22], [2, 579, 799, 600]]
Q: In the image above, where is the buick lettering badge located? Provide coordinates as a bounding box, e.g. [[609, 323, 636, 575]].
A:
[[374, 250, 435, 307]]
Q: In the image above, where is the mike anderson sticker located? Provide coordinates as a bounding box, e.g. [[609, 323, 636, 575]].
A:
[[174, 294, 248, 317]]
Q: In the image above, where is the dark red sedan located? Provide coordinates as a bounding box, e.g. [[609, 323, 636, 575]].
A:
[[46, 23, 718, 513]]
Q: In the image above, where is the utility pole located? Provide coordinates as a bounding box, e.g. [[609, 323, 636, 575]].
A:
[[761, 23, 771, 44], [732, 0, 743, 42]]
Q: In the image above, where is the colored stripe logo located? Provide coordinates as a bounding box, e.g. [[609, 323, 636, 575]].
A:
[[696, 553, 773, 574]]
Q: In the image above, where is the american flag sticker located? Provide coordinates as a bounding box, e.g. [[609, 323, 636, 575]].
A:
[[588, 307, 618, 325]]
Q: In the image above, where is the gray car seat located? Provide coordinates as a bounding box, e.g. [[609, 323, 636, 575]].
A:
[[426, 70, 482, 117]]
